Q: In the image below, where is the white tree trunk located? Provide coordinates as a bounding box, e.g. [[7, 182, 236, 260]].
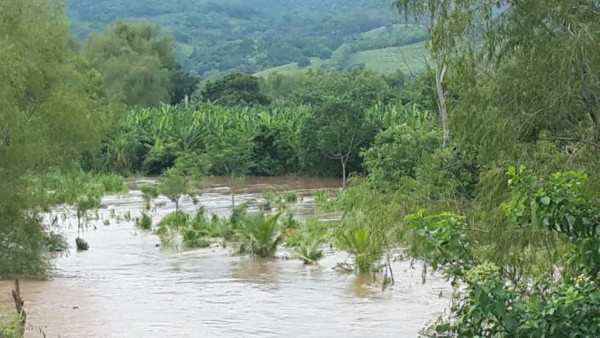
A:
[[341, 157, 347, 189], [435, 64, 450, 147]]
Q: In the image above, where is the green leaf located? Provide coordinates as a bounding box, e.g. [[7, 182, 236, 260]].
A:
[[540, 196, 551, 205]]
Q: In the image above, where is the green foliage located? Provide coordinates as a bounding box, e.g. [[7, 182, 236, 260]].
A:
[[0, 315, 24, 338], [181, 228, 211, 249], [335, 227, 380, 273], [99, 69, 416, 179], [236, 212, 284, 258], [84, 20, 196, 107], [284, 192, 298, 204], [288, 220, 329, 264], [44, 232, 70, 253], [502, 166, 600, 277], [69, 0, 407, 76], [0, 0, 109, 277], [229, 202, 251, 230], [97, 174, 127, 193], [405, 210, 474, 283], [363, 124, 440, 192], [136, 212, 153, 230], [334, 212, 385, 273], [158, 153, 207, 210], [408, 169, 600, 337], [140, 185, 159, 210], [189, 212, 234, 240], [291, 237, 326, 265], [519, 276, 600, 337], [157, 211, 189, 247], [397, 0, 600, 161], [200, 72, 269, 106]]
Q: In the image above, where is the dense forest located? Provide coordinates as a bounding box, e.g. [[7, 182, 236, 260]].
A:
[[2, 0, 600, 337], [67, 0, 428, 76]]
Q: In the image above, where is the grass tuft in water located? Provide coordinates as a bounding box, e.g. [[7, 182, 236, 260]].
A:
[[136, 212, 152, 230]]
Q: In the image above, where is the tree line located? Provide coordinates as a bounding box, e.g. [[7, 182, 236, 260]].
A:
[[2, 0, 600, 336]]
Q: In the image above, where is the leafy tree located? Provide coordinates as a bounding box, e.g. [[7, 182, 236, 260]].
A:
[[362, 124, 441, 191], [200, 72, 270, 106], [205, 119, 256, 207], [170, 66, 200, 104], [395, 0, 600, 158], [0, 0, 107, 278], [158, 154, 208, 212], [312, 100, 372, 188], [84, 20, 195, 107]]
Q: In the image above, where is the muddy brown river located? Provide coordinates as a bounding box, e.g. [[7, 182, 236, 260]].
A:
[[1, 177, 451, 337]]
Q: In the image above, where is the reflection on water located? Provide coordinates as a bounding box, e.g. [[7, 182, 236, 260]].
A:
[[0, 177, 451, 338], [230, 258, 283, 289]]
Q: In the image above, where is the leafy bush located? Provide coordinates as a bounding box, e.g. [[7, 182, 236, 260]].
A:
[[97, 173, 127, 193], [44, 232, 69, 253], [0, 315, 24, 338], [157, 211, 189, 247], [136, 212, 153, 230], [410, 168, 600, 337], [284, 192, 298, 203]]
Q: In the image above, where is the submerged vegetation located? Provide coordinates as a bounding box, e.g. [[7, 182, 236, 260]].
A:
[[2, 0, 600, 336]]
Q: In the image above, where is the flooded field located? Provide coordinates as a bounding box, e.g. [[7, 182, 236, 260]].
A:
[[0, 177, 451, 338]]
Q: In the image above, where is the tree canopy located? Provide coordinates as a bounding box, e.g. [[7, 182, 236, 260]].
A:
[[84, 20, 197, 107], [0, 0, 107, 277]]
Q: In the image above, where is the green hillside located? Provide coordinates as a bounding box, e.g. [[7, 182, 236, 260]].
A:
[[254, 25, 430, 77], [345, 41, 430, 73], [67, 0, 412, 77]]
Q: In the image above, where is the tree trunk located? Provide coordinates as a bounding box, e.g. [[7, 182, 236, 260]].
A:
[[229, 179, 235, 209], [230, 189, 235, 209], [341, 157, 347, 189], [435, 64, 450, 147], [11, 279, 26, 328]]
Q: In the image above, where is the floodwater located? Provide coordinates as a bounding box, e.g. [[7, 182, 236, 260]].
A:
[[0, 177, 451, 338]]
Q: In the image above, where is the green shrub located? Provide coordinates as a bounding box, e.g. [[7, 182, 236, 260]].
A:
[[140, 185, 159, 210], [286, 219, 330, 247], [284, 192, 298, 203], [97, 173, 126, 193], [44, 231, 69, 253], [181, 231, 211, 249], [0, 315, 24, 338], [136, 212, 152, 230], [157, 211, 189, 247]]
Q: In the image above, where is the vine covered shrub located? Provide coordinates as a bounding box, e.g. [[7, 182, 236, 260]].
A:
[[410, 167, 600, 337]]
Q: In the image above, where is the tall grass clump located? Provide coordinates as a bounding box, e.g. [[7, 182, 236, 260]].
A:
[[136, 212, 152, 230]]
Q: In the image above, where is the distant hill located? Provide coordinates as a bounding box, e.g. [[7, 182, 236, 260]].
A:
[[255, 25, 430, 77], [68, 0, 428, 77]]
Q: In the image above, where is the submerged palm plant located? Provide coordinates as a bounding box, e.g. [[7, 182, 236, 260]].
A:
[[292, 236, 326, 265], [236, 212, 284, 257], [335, 227, 383, 273]]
